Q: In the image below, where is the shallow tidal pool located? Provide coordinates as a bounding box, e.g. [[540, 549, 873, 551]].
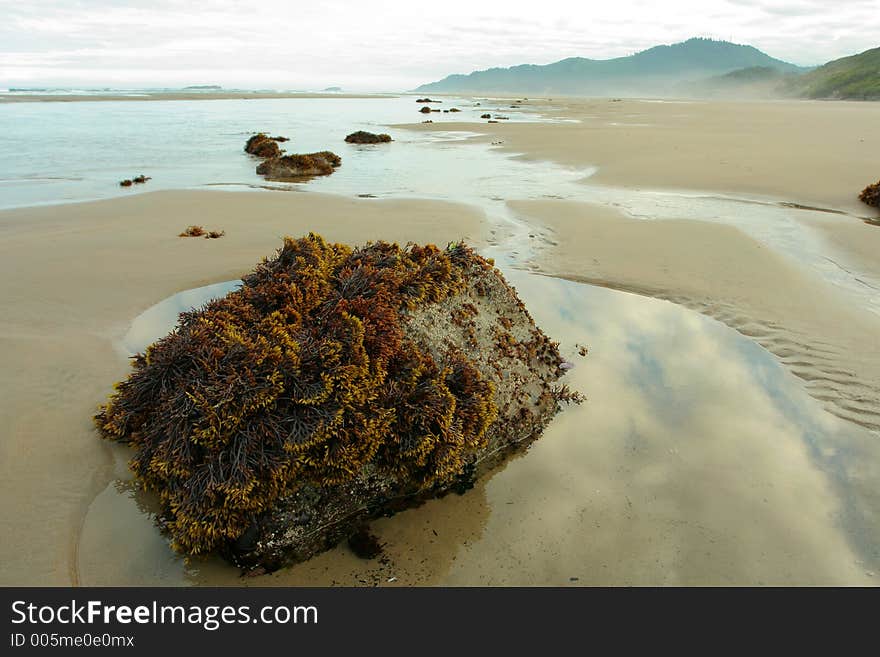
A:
[[78, 267, 880, 586]]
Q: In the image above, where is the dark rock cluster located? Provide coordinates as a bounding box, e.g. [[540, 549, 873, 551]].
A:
[[245, 133, 341, 180], [119, 175, 151, 187], [344, 131, 392, 144]]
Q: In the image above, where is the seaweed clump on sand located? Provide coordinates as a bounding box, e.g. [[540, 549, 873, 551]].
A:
[[860, 179, 880, 208], [179, 226, 225, 239], [95, 234, 579, 568], [344, 131, 392, 144]]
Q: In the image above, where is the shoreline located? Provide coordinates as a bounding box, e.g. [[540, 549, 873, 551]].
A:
[[0, 91, 398, 104]]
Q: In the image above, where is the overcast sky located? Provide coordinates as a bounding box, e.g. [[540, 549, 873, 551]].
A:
[[1, 0, 877, 90]]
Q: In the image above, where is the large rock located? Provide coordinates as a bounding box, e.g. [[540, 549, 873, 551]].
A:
[[255, 152, 341, 179], [860, 179, 880, 208], [345, 131, 392, 144], [95, 235, 579, 572]]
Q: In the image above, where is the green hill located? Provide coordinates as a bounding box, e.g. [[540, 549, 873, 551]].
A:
[[415, 38, 804, 95], [784, 46, 880, 100]]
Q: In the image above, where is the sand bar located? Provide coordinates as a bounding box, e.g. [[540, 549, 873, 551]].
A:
[[403, 98, 880, 216]]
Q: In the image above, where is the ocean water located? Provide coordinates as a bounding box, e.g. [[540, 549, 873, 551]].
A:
[[1, 94, 876, 315], [0, 95, 557, 210]]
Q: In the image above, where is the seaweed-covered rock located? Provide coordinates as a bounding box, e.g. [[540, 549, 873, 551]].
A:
[[416, 98, 440, 103], [255, 152, 341, 179], [95, 235, 578, 569], [245, 133, 288, 159], [344, 131, 392, 144], [419, 106, 432, 114], [244, 134, 281, 158], [860, 179, 880, 208], [481, 113, 491, 119]]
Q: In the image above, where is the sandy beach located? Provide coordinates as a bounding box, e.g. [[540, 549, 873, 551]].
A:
[[0, 190, 484, 585], [406, 97, 880, 216], [1, 97, 879, 586]]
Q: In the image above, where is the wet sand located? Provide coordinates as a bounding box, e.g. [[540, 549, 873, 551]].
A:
[[403, 98, 880, 428], [0, 190, 484, 585], [510, 200, 880, 433], [404, 97, 880, 216], [75, 272, 879, 586], [2, 97, 880, 586]]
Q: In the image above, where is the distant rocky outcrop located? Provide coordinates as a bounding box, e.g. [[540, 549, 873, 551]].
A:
[[480, 113, 491, 119], [860, 180, 880, 208], [256, 152, 342, 179], [416, 98, 441, 102], [344, 131, 392, 144], [419, 106, 432, 114]]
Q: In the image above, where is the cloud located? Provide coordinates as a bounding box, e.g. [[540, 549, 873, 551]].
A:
[[0, 0, 877, 89]]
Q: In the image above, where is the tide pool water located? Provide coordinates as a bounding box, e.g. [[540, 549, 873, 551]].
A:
[[81, 269, 880, 585]]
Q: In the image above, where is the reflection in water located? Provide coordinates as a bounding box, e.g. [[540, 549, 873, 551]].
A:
[[80, 270, 879, 585], [121, 280, 241, 355], [0, 96, 553, 210]]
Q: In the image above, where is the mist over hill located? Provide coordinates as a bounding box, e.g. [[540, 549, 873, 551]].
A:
[[415, 38, 806, 96]]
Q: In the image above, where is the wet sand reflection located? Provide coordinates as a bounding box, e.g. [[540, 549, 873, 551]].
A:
[[79, 272, 878, 585]]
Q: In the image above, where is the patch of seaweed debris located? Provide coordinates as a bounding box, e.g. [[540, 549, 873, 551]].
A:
[[860, 179, 880, 209], [179, 225, 225, 238]]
